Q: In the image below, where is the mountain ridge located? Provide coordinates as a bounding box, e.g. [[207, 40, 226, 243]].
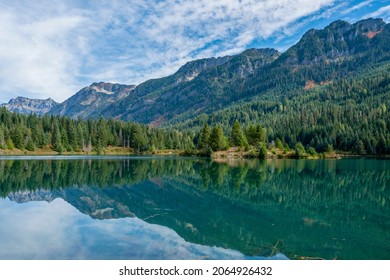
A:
[[48, 82, 136, 119], [2, 18, 389, 128], [1, 96, 58, 115]]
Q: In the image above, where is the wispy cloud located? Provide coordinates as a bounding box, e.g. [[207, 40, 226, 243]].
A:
[[364, 5, 390, 21], [341, 0, 374, 15], [0, 1, 91, 102], [0, 0, 386, 103]]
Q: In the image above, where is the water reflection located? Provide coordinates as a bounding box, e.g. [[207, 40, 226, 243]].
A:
[[0, 198, 285, 260], [0, 157, 389, 260]]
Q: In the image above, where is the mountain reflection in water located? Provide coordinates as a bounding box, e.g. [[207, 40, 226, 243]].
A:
[[0, 157, 389, 260]]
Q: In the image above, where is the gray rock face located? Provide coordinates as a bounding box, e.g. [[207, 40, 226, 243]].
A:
[[48, 82, 136, 119], [1, 97, 58, 115]]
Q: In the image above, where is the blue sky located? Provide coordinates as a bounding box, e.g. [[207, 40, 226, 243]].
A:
[[0, 0, 389, 103]]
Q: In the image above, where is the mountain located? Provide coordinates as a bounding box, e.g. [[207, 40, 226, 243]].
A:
[[279, 18, 387, 65], [1, 97, 58, 115], [238, 18, 389, 102], [67, 18, 389, 127], [11, 18, 390, 129], [95, 18, 387, 126], [48, 82, 136, 119], [166, 18, 390, 128], [100, 48, 281, 125]]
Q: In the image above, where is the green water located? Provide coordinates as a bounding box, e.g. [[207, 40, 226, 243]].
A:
[[0, 157, 389, 260]]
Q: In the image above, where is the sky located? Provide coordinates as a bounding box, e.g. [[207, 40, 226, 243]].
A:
[[0, 0, 389, 104]]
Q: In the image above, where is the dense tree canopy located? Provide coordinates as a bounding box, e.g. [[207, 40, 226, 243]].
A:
[[0, 108, 195, 154]]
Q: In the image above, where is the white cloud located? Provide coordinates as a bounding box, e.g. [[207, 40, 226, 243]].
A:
[[87, 0, 337, 83], [364, 5, 390, 21], [341, 0, 374, 15], [0, 197, 288, 259], [0, 3, 89, 103], [0, 0, 343, 103]]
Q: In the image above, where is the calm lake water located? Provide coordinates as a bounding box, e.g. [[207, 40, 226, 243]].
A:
[[0, 156, 389, 260]]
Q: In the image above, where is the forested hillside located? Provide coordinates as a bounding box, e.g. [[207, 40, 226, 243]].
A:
[[169, 63, 390, 154]]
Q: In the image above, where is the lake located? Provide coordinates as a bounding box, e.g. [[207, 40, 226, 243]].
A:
[[0, 156, 389, 260]]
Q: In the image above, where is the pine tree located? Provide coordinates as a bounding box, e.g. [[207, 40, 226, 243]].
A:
[[307, 147, 317, 156], [11, 126, 24, 149], [295, 142, 306, 158], [275, 138, 284, 150], [26, 138, 36, 151], [67, 120, 78, 151], [256, 124, 266, 144], [6, 138, 14, 150], [209, 126, 227, 151], [257, 143, 268, 159], [51, 121, 63, 153], [0, 126, 5, 149], [230, 120, 244, 147], [130, 124, 148, 152], [198, 124, 211, 149]]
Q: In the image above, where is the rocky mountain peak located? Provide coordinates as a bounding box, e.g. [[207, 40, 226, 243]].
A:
[[353, 18, 386, 33], [175, 56, 233, 82], [48, 81, 136, 118], [1, 96, 58, 115], [280, 18, 388, 65], [241, 48, 281, 58], [325, 19, 350, 32]]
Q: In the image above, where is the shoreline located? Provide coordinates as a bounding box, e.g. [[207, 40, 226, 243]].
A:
[[0, 147, 182, 157], [1, 147, 388, 160]]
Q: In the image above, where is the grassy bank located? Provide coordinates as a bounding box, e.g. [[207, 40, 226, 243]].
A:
[[0, 146, 133, 156], [210, 147, 349, 160], [0, 146, 377, 159]]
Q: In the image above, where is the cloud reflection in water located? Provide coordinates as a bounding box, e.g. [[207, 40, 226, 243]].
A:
[[0, 198, 287, 260]]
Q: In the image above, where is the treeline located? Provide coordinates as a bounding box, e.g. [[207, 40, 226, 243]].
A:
[[194, 120, 268, 157], [0, 106, 269, 156], [1, 99, 388, 157], [0, 108, 195, 154]]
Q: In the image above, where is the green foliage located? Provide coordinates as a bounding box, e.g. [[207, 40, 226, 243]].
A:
[[209, 126, 227, 151], [172, 64, 390, 156], [307, 147, 318, 156], [25, 138, 36, 151], [130, 124, 147, 152], [198, 123, 210, 150], [51, 121, 63, 153], [294, 142, 307, 158], [245, 123, 266, 147], [6, 138, 14, 150], [0, 127, 5, 149], [11, 126, 24, 150], [257, 143, 268, 159], [0, 108, 194, 154], [326, 144, 334, 153], [230, 120, 245, 147], [275, 138, 284, 150]]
